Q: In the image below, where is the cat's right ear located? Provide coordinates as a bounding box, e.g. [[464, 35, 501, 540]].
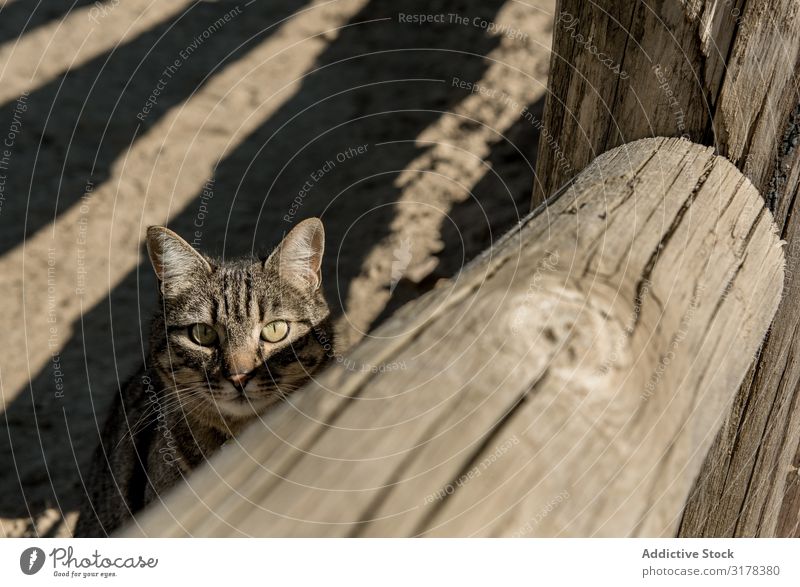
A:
[[266, 218, 325, 290], [146, 227, 212, 295]]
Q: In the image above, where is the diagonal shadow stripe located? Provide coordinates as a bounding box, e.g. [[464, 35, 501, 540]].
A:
[[0, 0, 309, 255], [368, 102, 544, 331]]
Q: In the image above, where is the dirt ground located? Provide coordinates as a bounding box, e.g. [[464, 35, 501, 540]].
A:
[[0, 0, 553, 536]]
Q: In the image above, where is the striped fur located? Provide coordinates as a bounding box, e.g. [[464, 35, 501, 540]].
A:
[[75, 219, 333, 536]]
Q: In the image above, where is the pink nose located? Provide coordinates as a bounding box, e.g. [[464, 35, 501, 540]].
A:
[[227, 372, 252, 386]]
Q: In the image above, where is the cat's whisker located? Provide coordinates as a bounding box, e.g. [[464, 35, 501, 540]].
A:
[[148, 390, 211, 419], [114, 388, 210, 449], [115, 398, 188, 449]]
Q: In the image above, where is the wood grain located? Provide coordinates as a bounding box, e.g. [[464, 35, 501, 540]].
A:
[[119, 138, 784, 537], [534, 0, 800, 537]]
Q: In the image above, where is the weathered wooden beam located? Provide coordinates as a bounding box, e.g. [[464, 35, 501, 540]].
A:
[[534, 0, 800, 537], [120, 138, 783, 537]]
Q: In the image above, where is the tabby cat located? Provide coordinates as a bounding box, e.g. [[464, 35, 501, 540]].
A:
[[74, 218, 333, 536]]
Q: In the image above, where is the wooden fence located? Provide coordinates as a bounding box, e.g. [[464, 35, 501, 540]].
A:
[[533, 0, 800, 537], [121, 138, 784, 536]]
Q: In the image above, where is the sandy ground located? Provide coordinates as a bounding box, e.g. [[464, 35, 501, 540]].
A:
[[0, 0, 553, 536]]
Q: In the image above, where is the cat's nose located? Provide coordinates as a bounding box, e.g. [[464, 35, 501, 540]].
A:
[[227, 372, 253, 387]]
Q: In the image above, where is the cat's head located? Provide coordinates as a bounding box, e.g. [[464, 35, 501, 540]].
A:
[[145, 218, 332, 421]]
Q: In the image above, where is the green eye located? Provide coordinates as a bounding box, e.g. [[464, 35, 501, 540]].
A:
[[189, 323, 218, 346], [261, 320, 289, 343]]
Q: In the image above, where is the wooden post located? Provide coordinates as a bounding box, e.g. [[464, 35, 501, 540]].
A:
[[534, 0, 800, 537], [120, 138, 783, 537]]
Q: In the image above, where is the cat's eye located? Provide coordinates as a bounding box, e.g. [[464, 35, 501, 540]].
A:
[[261, 320, 289, 343], [189, 323, 218, 346]]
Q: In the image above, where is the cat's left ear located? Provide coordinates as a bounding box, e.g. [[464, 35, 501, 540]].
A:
[[267, 218, 324, 290], [146, 226, 212, 295]]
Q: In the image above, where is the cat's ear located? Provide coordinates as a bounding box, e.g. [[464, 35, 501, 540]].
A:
[[267, 218, 324, 290], [146, 227, 212, 295]]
